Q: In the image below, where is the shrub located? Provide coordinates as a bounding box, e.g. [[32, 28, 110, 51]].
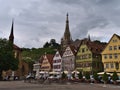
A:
[[112, 71, 118, 81], [78, 72, 83, 79], [85, 72, 90, 80], [61, 72, 67, 79], [93, 72, 99, 81], [102, 72, 108, 83]]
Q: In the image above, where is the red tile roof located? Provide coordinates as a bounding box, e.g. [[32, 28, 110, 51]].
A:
[[13, 44, 21, 51], [86, 41, 106, 54]]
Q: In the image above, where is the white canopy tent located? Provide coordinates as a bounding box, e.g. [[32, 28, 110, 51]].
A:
[[97, 72, 112, 76]]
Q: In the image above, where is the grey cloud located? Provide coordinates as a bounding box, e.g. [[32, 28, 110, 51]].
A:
[[1, 0, 120, 48]]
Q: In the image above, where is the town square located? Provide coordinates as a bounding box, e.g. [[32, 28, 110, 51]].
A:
[[1, 0, 120, 90], [0, 80, 120, 90]]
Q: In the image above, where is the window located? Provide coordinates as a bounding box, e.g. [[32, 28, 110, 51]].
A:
[[115, 62, 119, 70], [113, 39, 117, 42], [118, 45, 120, 50], [82, 48, 85, 53], [109, 54, 112, 59], [104, 54, 107, 59], [109, 46, 112, 50], [89, 54, 91, 58], [106, 63, 109, 68], [110, 63, 114, 68], [86, 48, 88, 51], [114, 54, 118, 59], [55, 54, 59, 57], [114, 46, 117, 50]]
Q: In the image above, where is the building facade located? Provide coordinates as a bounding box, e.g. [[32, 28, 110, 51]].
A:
[[101, 34, 120, 73], [40, 54, 54, 72], [76, 39, 105, 73], [62, 46, 77, 72], [53, 51, 62, 72]]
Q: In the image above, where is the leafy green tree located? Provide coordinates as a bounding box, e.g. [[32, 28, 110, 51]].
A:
[[0, 38, 19, 80], [61, 72, 67, 79], [43, 39, 60, 49], [93, 72, 99, 81], [22, 57, 34, 73], [112, 71, 118, 81], [102, 72, 108, 83], [85, 72, 90, 80], [78, 71, 83, 79], [43, 42, 50, 48]]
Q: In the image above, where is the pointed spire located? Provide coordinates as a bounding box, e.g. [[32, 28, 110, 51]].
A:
[[64, 13, 72, 40], [9, 19, 14, 44], [88, 34, 91, 41], [66, 13, 69, 23], [61, 13, 73, 50]]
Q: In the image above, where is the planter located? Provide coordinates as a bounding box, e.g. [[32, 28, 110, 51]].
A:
[[113, 81, 118, 85]]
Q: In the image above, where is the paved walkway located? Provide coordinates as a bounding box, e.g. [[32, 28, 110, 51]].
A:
[[0, 81, 120, 90]]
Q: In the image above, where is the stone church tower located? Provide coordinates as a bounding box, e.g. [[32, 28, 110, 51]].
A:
[[61, 13, 73, 50], [3, 20, 29, 80]]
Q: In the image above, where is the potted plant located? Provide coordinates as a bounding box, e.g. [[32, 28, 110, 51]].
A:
[[85, 72, 90, 83], [78, 71, 83, 82], [93, 72, 99, 83], [61, 72, 67, 79], [102, 72, 108, 84], [111, 71, 118, 84]]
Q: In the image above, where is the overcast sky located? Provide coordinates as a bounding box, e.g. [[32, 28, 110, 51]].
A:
[[0, 0, 120, 48]]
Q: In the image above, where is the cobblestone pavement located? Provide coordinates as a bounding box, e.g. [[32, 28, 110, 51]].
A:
[[0, 81, 120, 90]]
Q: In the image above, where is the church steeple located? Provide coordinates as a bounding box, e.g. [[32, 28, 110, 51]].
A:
[[61, 13, 73, 50], [64, 13, 72, 41], [9, 20, 14, 44], [88, 34, 91, 41]]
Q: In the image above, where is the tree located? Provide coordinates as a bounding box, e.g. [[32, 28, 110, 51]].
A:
[[93, 72, 99, 81], [0, 38, 19, 80], [85, 72, 90, 80], [78, 71, 83, 79], [43, 42, 50, 48], [22, 57, 34, 73], [43, 39, 60, 49], [61, 72, 67, 79], [112, 71, 118, 81], [102, 72, 108, 83]]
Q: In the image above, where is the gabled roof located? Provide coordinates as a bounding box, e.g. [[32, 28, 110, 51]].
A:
[[107, 34, 120, 44], [46, 54, 54, 65], [115, 33, 120, 39], [54, 50, 63, 58], [86, 41, 106, 54], [13, 44, 22, 51], [69, 45, 78, 55], [40, 54, 54, 68], [71, 39, 82, 49], [101, 33, 120, 54]]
